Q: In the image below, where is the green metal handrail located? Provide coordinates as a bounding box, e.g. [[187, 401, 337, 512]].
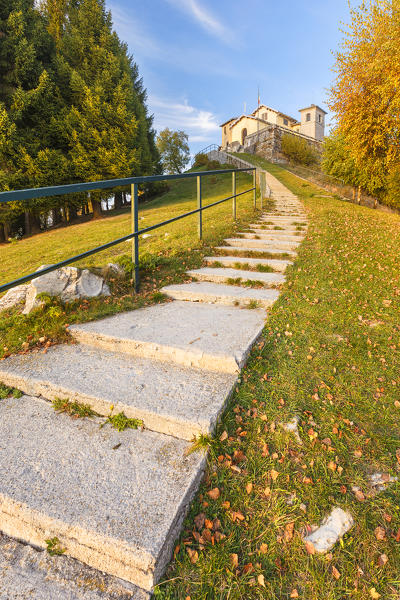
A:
[[0, 167, 257, 294]]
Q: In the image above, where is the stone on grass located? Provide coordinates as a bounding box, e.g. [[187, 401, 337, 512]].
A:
[[280, 416, 302, 444], [370, 472, 398, 492], [22, 265, 110, 314], [0, 284, 29, 312], [303, 507, 354, 553]]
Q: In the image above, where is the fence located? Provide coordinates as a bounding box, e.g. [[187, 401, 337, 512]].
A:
[[0, 166, 257, 295]]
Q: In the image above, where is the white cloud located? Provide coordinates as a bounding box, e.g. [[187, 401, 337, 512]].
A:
[[165, 0, 234, 44], [149, 96, 220, 145], [108, 4, 161, 58]]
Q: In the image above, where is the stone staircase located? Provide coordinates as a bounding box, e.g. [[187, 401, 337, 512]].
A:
[[0, 169, 307, 598]]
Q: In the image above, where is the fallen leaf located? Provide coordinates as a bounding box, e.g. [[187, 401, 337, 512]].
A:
[[242, 563, 254, 575], [257, 574, 265, 587], [332, 565, 341, 579], [220, 430, 228, 441], [378, 553, 388, 566], [204, 519, 213, 530], [284, 522, 295, 542], [263, 486, 271, 497], [186, 547, 198, 563], [290, 590, 299, 598], [369, 588, 381, 599], [270, 469, 279, 481], [305, 540, 316, 555], [194, 513, 205, 530], [374, 526, 386, 541], [246, 482, 253, 494], [354, 449, 362, 458], [230, 553, 239, 568], [207, 487, 220, 500], [354, 489, 365, 502], [230, 510, 245, 522], [259, 543, 268, 554], [222, 501, 230, 510]]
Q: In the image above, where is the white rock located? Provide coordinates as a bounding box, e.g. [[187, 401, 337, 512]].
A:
[[105, 263, 125, 277], [303, 507, 353, 553], [280, 416, 302, 444], [142, 234, 151, 239], [370, 472, 398, 491], [22, 265, 110, 314], [0, 284, 29, 312]]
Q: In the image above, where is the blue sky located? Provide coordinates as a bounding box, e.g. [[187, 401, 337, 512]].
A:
[[107, 0, 352, 156]]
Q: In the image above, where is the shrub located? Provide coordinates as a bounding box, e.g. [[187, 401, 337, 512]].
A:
[[193, 153, 209, 167], [281, 134, 319, 166]]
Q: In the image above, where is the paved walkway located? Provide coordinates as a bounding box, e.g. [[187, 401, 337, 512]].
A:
[[0, 169, 307, 598]]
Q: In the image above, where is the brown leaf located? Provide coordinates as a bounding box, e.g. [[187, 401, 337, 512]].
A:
[[207, 487, 220, 500], [354, 489, 365, 502], [305, 540, 316, 555], [369, 588, 381, 599], [332, 565, 341, 579], [173, 544, 180, 558], [186, 547, 199, 563], [284, 522, 295, 542], [204, 518, 213, 530], [259, 543, 268, 554], [230, 510, 245, 522], [213, 518, 221, 531], [263, 486, 271, 497], [378, 553, 388, 566], [219, 430, 228, 441], [374, 526, 386, 541], [328, 461, 337, 472], [230, 553, 239, 568], [222, 500, 230, 510], [257, 574, 265, 587], [270, 469, 279, 481], [194, 513, 205, 530], [246, 482, 253, 494], [242, 563, 254, 575], [202, 528, 212, 543], [290, 590, 299, 599], [354, 449, 362, 458], [214, 531, 226, 543]]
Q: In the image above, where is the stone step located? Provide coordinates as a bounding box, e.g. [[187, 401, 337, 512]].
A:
[[248, 225, 305, 232], [205, 256, 291, 272], [260, 216, 307, 221], [224, 238, 300, 250], [186, 267, 285, 286], [239, 232, 304, 242], [161, 281, 280, 309], [0, 344, 236, 441], [216, 245, 296, 256], [0, 532, 149, 599], [0, 395, 206, 592], [69, 301, 266, 374]]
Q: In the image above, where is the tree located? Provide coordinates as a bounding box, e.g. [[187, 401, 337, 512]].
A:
[[156, 128, 190, 174], [328, 0, 400, 196], [281, 134, 318, 166], [322, 131, 361, 185]]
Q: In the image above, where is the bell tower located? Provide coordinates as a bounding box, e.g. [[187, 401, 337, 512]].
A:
[[298, 105, 327, 140]]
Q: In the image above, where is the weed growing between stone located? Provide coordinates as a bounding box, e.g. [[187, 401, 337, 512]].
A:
[[52, 398, 98, 419], [104, 411, 144, 432], [45, 537, 65, 556], [0, 383, 22, 399]]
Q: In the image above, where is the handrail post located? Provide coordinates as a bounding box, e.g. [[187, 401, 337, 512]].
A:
[[232, 171, 236, 220], [260, 172, 265, 211], [197, 175, 202, 240], [131, 183, 140, 293], [253, 169, 257, 210]]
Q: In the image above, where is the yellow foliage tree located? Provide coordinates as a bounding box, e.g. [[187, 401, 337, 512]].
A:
[[328, 0, 400, 194]]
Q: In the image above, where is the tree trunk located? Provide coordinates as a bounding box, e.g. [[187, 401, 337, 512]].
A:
[[0, 223, 6, 243], [69, 205, 78, 221], [114, 191, 123, 210], [357, 186, 361, 205], [90, 194, 103, 219]]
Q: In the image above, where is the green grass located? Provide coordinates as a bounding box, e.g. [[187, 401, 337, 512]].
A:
[[0, 168, 259, 359], [0, 383, 23, 399], [155, 159, 400, 600], [104, 411, 143, 432]]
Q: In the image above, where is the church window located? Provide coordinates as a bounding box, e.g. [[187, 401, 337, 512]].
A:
[[283, 118, 288, 125], [306, 113, 311, 122]]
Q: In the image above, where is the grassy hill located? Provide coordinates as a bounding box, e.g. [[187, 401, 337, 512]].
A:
[[0, 167, 259, 359]]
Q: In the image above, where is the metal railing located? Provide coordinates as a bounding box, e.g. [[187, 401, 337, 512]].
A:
[[191, 144, 220, 165], [0, 166, 257, 295]]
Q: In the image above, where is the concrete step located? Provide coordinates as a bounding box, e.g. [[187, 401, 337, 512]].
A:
[[0, 344, 236, 441], [0, 532, 149, 599], [249, 223, 306, 230], [0, 395, 206, 592], [186, 267, 285, 286], [216, 245, 296, 256], [69, 301, 266, 374], [224, 238, 300, 250], [161, 281, 280, 309], [205, 255, 291, 272], [260, 215, 307, 221], [239, 232, 304, 242]]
